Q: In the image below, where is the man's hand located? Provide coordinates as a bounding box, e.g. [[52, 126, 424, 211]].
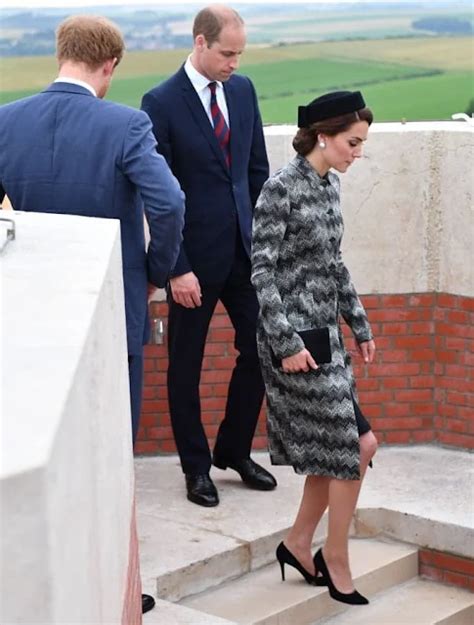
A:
[[357, 339, 376, 364], [281, 348, 318, 373], [170, 271, 202, 308]]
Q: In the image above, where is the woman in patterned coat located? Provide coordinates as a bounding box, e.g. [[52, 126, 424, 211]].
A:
[[251, 91, 378, 605]]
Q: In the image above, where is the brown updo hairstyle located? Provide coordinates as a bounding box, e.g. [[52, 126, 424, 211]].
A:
[[293, 108, 373, 156]]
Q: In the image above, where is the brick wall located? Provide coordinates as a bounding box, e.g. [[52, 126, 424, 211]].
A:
[[419, 548, 474, 592], [135, 292, 473, 454]]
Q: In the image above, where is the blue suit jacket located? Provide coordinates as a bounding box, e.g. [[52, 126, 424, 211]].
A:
[[141, 67, 269, 284], [0, 82, 185, 354]]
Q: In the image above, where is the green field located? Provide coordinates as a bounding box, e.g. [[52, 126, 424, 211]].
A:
[[0, 36, 472, 122]]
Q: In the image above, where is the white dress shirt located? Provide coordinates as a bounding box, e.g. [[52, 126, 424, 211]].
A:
[[184, 56, 230, 128]]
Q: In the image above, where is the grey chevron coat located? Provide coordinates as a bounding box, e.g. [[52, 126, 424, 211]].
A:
[[251, 155, 372, 480]]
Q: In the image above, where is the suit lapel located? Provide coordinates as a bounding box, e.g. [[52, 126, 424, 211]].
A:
[[179, 69, 230, 175]]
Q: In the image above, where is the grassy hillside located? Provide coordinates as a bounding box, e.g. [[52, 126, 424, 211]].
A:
[[1, 37, 472, 122]]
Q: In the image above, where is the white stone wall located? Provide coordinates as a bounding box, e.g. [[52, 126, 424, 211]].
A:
[[264, 121, 473, 297], [0, 212, 136, 624]]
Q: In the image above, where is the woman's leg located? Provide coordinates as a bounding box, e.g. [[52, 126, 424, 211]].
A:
[[284, 475, 330, 574], [323, 431, 378, 593]]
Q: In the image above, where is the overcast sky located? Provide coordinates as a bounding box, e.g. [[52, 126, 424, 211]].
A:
[[3, 0, 426, 8]]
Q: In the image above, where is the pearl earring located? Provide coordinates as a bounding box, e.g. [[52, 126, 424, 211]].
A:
[[319, 141, 326, 149]]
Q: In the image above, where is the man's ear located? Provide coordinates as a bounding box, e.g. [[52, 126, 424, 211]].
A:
[[103, 58, 116, 77], [195, 34, 206, 50]]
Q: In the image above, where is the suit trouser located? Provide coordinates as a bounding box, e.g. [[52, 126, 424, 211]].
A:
[[167, 252, 265, 475], [128, 353, 144, 445]]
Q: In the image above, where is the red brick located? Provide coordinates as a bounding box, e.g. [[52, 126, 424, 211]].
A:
[[385, 431, 411, 443], [360, 295, 380, 308], [439, 378, 473, 393], [437, 322, 470, 338], [213, 357, 237, 369], [201, 370, 231, 384], [371, 363, 420, 377], [381, 294, 408, 307], [142, 400, 168, 413], [205, 343, 230, 356], [143, 358, 156, 372], [201, 397, 227, 411], [142, 386, 158, 400], [439, 432, 474, 448], [209, 328, 235, 342], [356, 378, 380, 391], [210, 314, 232, 328], [409, 294, 436, 307], [443, 571, 471, 590], [437, 293, 459, 308], [139, 413, 158, 428], [412, 430, 435, 442], [459, 298, 474, 312], [420, 564, 444, 583], [397, 389, 433, 402], [158, 439, 178, 453], [447, 310, 470, 324], [404, 309, 432, 321], [361, 391, 392, 403], [445, 364, 470, 378], [214, 383, 229, 397], [370, 310, 411, 322], [144, 372, 166, 386], [381, 349, 408, 362], [410, 349, 435, 361], [394, 336, 432, 349], [381, 417, 424, 430], [362, 405, 382, 419], [446, 391, 470, 406], [381, 323, 408, 336], [147, 426, 174, 440], [411, 402, 436, 415], [385, 403, 412, 417], [446, 419, 469, 433], [410, 375, 435, 388], [199, 385, 214, 397], [134, 440, 160, 454], [409, 321, 435, 334], [436, 350, 459, 364], [382, 377, 409, 389], [445, 337, 467, 351]]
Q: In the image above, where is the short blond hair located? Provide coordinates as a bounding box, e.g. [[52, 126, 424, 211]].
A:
[[56, 15, 125, 70]]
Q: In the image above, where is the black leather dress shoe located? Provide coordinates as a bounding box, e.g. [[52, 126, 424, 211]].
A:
[[142, 593, 155, 614], [213, 456, 277, 491], [185, 473, 219, 507]]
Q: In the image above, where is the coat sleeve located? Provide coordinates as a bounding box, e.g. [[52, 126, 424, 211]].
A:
[[122, 109, 185, 288], [251, 176, 305, 360], [141, 91, 192, 278], [336, 251, 373, 343], [246, 78, 269, 209]]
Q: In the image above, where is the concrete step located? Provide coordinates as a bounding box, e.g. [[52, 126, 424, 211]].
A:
[[179, 538, 418, 625], [316, 578, 474, 625]]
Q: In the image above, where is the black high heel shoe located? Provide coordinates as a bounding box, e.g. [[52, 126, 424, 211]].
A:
[[276, 542, 326, 586], [313, 548, 369, 605]]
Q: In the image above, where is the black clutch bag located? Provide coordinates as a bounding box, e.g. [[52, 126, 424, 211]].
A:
[[272, 327, 332, 366]]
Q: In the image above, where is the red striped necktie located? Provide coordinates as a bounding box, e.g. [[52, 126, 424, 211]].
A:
[[208, 81, 231, 168]]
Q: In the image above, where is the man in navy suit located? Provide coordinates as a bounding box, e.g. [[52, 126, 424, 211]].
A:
[[142, 5, 277, 507], [0, 15, 184, 613]]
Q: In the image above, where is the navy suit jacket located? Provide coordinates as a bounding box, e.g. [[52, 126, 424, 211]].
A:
[[0, 82, 185, 354], [141, 66, 269, 284]]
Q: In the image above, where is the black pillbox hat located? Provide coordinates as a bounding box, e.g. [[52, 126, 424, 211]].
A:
[[298, 90, 366, 128]]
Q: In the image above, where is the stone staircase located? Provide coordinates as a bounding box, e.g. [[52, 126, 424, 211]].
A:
[[138, 448, 474, 625], [175, 538, 472, 625]]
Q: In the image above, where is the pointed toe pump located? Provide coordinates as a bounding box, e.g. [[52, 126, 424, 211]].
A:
[[276, 542, 326, 586], [313, 548, 369, 605]]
